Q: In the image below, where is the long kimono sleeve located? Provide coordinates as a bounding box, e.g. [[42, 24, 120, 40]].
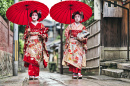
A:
[[44, 27, 49, 42], [41, 24, 48, 42], [23, 26, 29, 53], [23, 26, 29, 40], [40, 24, 49, 67]]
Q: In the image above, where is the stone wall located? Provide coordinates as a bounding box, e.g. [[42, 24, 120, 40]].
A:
[[0, 50, 13, 78], [100, 47, 130, 61]]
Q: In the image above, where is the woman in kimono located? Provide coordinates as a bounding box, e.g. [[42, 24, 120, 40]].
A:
[[62, 11, 88, 79], [23, 10, 49, 80]]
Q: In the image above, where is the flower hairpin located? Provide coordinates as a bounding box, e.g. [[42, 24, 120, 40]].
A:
[[80, 12, 83, 15], [38, 10, 42, 14]]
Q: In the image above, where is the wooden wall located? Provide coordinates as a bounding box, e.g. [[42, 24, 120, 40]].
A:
[[103, 1, 122, 17], [121, 3, 130, 46], [100, 1, 130, 61], [86, 21, 101, 74], [101, 16, 122, 47], [102, 1, 130, 47]]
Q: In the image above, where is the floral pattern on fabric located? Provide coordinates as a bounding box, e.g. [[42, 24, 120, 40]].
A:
[[24, 39, 42, 66], [62, 23, 87, 69], [23, 22, 49, 67]]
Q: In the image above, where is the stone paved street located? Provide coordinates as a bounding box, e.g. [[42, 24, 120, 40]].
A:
[[0, 70, 130, 86]]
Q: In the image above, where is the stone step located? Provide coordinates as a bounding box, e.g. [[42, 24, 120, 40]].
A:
[[102, 69, 124, 78], [112, 59, 127, 63], [100, 59, 127, 69], [100, 61, 118, 68], [117, 63, 130, 70]]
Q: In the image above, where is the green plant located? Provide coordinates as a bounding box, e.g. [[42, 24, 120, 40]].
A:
[[81, 0, 94, 26], [10, 22, 13, 32], [19, 25, 26, 34], [19, 35, 24, 55], [0, 0, 14, 32], [0, 0, 25, 32], [0, 0, 14, 20], [56, 35, 61, 40]]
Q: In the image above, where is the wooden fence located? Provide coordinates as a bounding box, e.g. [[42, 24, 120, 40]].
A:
[[86, 21, 101, 74]]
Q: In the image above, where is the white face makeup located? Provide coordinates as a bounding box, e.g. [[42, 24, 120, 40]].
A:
[[74, 14, 81, 23], [32, 12, 38, 21]]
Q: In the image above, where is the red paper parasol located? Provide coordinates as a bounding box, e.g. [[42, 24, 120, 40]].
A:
[[50, 1, 92, 24], [6, 1, 49, 25]]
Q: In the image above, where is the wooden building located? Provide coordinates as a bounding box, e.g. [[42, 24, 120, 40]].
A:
[[85, 0, 130, 75]]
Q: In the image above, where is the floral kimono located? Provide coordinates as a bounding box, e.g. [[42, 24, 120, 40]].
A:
[[23, 22, 49, 76], [62, 22, 87, 73]]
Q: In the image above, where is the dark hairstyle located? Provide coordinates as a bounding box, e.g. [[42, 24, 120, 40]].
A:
[[72, 11, 84, 19], [29, 10, 41, 20]]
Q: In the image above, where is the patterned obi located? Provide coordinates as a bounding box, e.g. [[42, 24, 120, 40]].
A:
[[30, 27, 48, 35], [30, 28, 42, 35], [70, 30, 82, 37], [28, 39, 40, 43]]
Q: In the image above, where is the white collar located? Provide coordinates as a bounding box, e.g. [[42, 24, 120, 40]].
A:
[[31, 21, 39, 26], [75, 22, 80, 27]]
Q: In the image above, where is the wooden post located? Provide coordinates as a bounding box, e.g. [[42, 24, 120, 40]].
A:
[[60, 23, 63, 74]]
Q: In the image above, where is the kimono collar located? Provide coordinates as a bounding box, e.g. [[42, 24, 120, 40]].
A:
[[31, 21, 39, 26], [70, 22, 84, 30], [74, 22, 80, 27]]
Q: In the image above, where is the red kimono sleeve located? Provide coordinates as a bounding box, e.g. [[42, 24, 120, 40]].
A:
[[44, 27, 49, 42], [23, 26, 29, 40], [43, 60, 48, 68], [41, 24, 48, 42], [45, 33, 48, 42], [23, 26, 29, 53]]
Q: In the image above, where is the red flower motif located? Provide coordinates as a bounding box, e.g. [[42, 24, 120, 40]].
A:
[[36, 55, 40, 59], [74, 49, 78, 53], [72, 42, 76, 44], [68, 49, 71, 52], [75, 56, 79, 60], [29, 44, 34, 47], [70, 53, 72, 54], [34, 39, 38, 43]]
